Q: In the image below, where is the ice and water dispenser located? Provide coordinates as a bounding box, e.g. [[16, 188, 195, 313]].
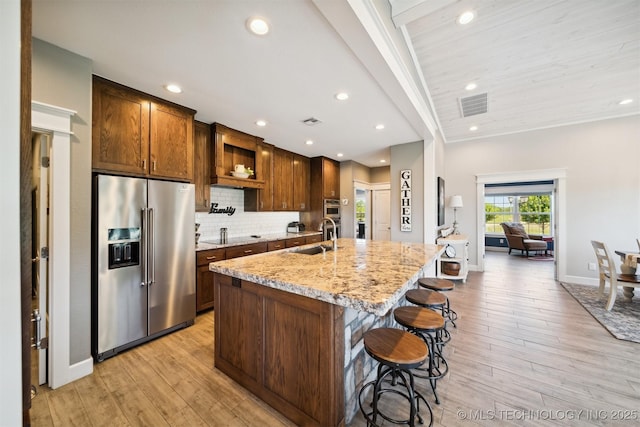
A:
[[107, 228, 141, 269]]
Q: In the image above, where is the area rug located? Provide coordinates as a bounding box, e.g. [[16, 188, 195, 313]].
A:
[[561, 282, 640, 344]]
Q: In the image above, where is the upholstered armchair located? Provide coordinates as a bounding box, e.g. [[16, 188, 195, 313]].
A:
[[500, 222, 548, 257]]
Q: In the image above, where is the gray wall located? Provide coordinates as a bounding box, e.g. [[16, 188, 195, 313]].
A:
[[32, 39, 92, 364], [390, 141, 424, 243], [370, 166, 390, 183], [444, 115, 640, 282]]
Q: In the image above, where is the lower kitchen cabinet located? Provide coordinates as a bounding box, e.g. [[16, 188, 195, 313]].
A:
[[225, 242, 268, 259], [285, 236, 306, 248], [214, 273, 344, 425], [196, 249, 225, 312], [305, 234, 322, 244]]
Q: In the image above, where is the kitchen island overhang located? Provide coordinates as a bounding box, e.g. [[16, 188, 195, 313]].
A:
[[210, 238, 443, 425]]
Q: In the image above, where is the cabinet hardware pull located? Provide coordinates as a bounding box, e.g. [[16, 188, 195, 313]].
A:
[[244, 250, 253, 254], [142, 159, 146, 169], [152, 160, 157, 171], [206, 256, 216, 260]]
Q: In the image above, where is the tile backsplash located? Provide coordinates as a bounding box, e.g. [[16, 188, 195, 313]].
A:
[[195, 187, 299, 240]]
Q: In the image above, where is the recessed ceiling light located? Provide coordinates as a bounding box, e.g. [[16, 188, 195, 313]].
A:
[[335, 92, 349, 101], [256, 120, 267, 127], [247, 17, 269, 35], [469, 125, 478, 131], [375, 124, 385, 130], [465, 82, 477, 91], [457, 11, 475, 25], [619, 99, 633, 105], [305, 140, 314, 145], [164, 84, 182, 94], [380, 159, 386, 163], [337, 153, 344, 157]]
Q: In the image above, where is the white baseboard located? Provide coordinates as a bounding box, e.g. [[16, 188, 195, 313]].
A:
[[68, 357, 93, 383], [561, 275, 599, 287]]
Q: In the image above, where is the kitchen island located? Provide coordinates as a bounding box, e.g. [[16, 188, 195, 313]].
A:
[[209, 238, 442, 425]]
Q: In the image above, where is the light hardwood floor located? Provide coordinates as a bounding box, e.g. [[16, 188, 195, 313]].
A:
[[30, 252, 640, 426]]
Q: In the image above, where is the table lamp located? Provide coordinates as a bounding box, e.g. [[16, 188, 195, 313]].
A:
[[449, 195, 463, 234]]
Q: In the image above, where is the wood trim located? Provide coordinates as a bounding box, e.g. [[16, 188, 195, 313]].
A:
[[20, 0, 32, 422]]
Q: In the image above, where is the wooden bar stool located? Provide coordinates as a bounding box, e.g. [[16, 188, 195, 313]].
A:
[[405, 289, 451, 345], [394, 306, 449, 404], [358, 328, 433, 427], [417, 278, 458, 327]]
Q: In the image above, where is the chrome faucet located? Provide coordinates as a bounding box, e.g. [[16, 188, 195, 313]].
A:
[[322, 216, 338, 251]]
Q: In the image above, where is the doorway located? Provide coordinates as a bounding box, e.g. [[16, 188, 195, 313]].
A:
[[354, 188, 369, 239], [31, 133, 51, 392], [372, 189, 391, 241], [476, 168, 567, 282]]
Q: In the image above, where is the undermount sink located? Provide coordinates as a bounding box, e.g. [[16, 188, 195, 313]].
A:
[[295, 245, 333, 255]]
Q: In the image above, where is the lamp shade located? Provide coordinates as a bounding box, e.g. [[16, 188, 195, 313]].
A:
[[449, 195, 463, 208]]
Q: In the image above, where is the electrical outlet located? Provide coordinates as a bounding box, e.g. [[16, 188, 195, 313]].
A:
[[588, 262, 597, 271]]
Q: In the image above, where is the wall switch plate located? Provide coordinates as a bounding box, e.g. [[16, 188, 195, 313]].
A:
[[588, 262, 597, 271]]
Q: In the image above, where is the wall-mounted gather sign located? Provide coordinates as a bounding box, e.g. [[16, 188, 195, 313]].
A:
[[400, 169, 411, 231]]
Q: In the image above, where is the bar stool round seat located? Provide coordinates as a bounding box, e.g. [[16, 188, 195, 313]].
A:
[[417, 277, 454, 292], [405, 289, 451, 345], [359, 328, 433, 427], [394, 306, 449, 404], [417, 278, 458, 327]]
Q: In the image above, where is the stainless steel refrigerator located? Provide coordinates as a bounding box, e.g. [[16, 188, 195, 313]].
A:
[[92, 174, 195, 361]]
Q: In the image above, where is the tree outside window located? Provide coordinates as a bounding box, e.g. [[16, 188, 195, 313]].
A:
[[485, 193, 552, 235]]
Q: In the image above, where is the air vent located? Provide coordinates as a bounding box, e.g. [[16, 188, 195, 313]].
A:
[[302, 117, 322, 126], [459, 93, 488, 117]]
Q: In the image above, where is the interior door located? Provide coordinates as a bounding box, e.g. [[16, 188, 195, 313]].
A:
[[372, 189, 391, 241], [32, 133, 50, 386]]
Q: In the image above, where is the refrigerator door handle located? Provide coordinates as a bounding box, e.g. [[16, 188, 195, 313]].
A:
[[149, 208, 155, 286], [140, 208, 147, 287]]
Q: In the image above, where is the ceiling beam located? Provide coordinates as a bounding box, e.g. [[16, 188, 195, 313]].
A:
[[390, 0, 456, 27], [313, 0, 439, 140]]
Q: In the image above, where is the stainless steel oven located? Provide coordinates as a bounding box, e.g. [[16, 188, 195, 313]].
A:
[[323, 219, 341, 241], [323, 199, 340, 219]]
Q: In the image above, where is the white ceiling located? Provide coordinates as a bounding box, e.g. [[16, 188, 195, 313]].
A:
[[32, 0, 640, 167]]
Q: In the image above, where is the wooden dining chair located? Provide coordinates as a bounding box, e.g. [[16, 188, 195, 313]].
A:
[[637, 238, 640, 251], [591, 240, 639, 311]]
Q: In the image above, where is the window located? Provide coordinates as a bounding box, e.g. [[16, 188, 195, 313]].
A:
[[485, 188, 553, 236]]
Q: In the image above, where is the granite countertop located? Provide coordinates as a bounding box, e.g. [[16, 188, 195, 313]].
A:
[[196, 230, 322, 251], [209, 238, 443, 315]]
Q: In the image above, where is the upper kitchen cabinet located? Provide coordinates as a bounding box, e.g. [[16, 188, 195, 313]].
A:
[[272, 147, 294, 211], [92, 76, 195, 181], [311, 156, 340, 199], [245, 141, 274, 212], [272, 149, 309, 212], [210, 123, 265, 190], [194, 121, 211, 212], [293, 153, 310, 211]]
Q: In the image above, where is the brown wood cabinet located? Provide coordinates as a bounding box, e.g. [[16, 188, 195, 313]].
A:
[[210, 124, 265, 189], [293, 154, 310, 211], [195, 249, 225, 312], [267, 240, 286, 251], [305, 234, 323, 244], [225, 242, 268, 260], [92, 76, 195, 181], [285, 236, 305, 248], [214, 273, 345, 426], [311, 156, 340, 199], [272, 148, 294, 211], [244, 141, 274, 211], [194, 121, 211, 212], [309, 156, 341, 231], [272, 148, 310, 212]]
